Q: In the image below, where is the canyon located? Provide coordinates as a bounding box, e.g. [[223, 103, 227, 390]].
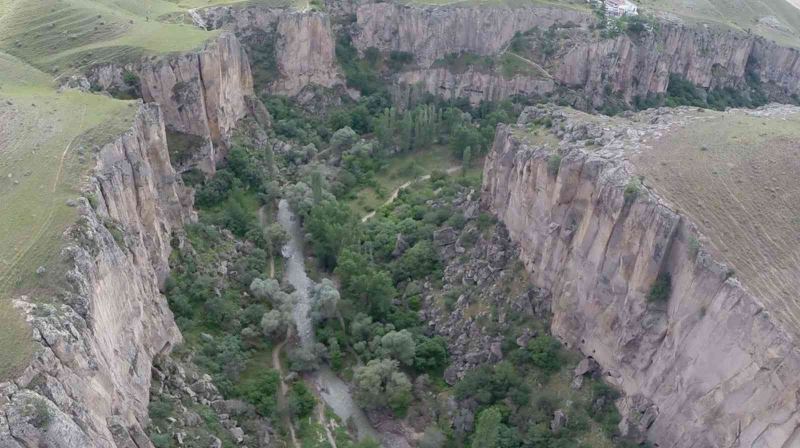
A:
[[3, 0, 800, 447]]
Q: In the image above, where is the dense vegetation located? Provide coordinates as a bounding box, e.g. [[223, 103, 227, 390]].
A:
[[154, 42, 651, 447]]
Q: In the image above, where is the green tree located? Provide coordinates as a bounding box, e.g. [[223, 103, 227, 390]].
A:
[[238, 370, 280, 417], [336, 249, 396, 319], [414, 336, 448, 372], [471, 407, 503, 448], [287, 382, 316, 418], [528, 336, 562, 372], [380, 330, 416, 366], [306, 200, 357, 270], [353, 359, 412, 414]]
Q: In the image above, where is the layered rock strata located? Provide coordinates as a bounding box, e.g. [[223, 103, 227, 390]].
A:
[[482, 105, 800, 447], [1, 103, 189, 448]]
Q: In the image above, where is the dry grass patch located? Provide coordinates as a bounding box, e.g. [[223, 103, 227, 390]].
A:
[[634, 107, 800, 334]]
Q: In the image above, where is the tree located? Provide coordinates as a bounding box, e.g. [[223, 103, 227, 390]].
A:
[[353, 359, 412, 414], [380, 330, 416, 366], [310, 279, 340, 322], [336, 249, 396, 319], [265, 223, 288, 257], [287, 382, 316, 418], [528, 336, 562, 372], [414, 336, 448, 372], [306, 200, 357, 270], [238, 370, 280, 417], [462, 146, 472, 176], [288, 344, 325, 372], [250, 278, 282, 302], [261, 309, 291, 338], [419, 426, 446, 448], [471, 407, 503, 448], [311, 170, 324, 204], [330, 127, 358, 155], [392, 240, 440, 282]]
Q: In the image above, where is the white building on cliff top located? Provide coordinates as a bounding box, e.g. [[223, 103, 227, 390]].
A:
[[588, 0, 639, 16]]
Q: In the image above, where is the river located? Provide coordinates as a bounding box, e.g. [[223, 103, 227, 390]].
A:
[[276, 199, 381, 444]]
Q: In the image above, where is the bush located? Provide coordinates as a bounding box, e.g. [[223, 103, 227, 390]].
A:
[[527, 335, 562, 372], [623, 179, 640, 204], [647, 272, 672, 302], [238, 370, 280, 417], [287, 382, 316, 418], [547, 154, 562, 176]]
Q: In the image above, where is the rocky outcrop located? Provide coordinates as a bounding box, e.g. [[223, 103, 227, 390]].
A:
[[353, 3, 591, 67], [191, 7, 343, 96], [394, 67, 554, 106], [356, 3, 800, 108], [1, 103, 189, 447], [138, 32, 255, 173], [482, 105, 800, 447], [272, 12, 343, 96]]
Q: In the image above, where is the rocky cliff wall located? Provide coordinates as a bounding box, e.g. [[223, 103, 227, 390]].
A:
[[549, 25, 800, 106], [482, 105, 800, 448], [393, 67, 554, 106], [355, 3, 800, 108], [137, 32, 255, 173], [354, 3, 591, 67], [0, 103, 189, 448], [191, 7, 343, 97]]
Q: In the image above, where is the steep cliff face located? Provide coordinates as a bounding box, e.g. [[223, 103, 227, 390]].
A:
[[1, 104, 189, 448], [272, 12, 344, 96], [191, 7, 343, 97], [355, 3, 800, 108], [137, 32, 255, 173], [394, 67, 554, 106], [482, 105, 800, 447], [353, 3, 591, 67]]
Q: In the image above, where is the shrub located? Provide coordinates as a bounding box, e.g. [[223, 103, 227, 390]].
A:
[[287, 382, 316, 418], [688, 236, 700, 258], [647, 272, 672, 302], [528, 335, 562, 372], [623, 179, 640, 204], [238, 370, 280, 417], [547, 154, 562, 176]]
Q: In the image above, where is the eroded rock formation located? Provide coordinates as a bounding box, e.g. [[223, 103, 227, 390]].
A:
[[482, 105, 800, 447], [353, 3, 591, 67], [394, 67, 554, 106], [1, 103, 190, 447], [192, 7, 343, 96], [137, 32, 255, 173], [355, 3, 800, 108]]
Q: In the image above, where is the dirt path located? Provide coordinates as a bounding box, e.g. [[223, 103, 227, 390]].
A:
[[361, 166, 461, 222], [272, 335, 300, 448]]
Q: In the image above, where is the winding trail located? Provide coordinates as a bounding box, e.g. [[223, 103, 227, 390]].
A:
[[361, 166, 461, 222], [271, 335, 299, 448]]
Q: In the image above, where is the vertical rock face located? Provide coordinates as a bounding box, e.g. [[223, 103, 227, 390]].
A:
[[353, 3, 592, 67], [355, 3, 800, 107], [271, 12, 343, 96], [138, 32, 254, 173], [481, 105, 800, 447], [191, 7, 344, 97], [394, 68, 554, 106], [1, 104, 188, 448]]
